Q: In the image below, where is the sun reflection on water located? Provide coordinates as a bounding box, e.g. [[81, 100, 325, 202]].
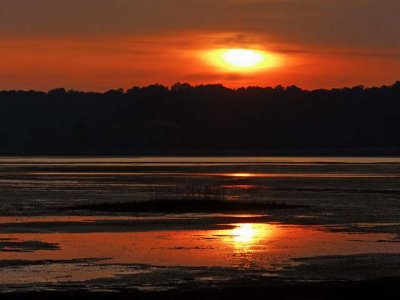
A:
[[221, 223, 272, 249], [230, 173, 253, 177]]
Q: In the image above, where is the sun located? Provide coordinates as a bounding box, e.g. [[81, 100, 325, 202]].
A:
[[221, 49, 266, 68], [204, 48, 281, 72]]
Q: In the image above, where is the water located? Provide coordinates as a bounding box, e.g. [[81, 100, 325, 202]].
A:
[[1, 156, 399, 215], [0, 157, 400, 289]]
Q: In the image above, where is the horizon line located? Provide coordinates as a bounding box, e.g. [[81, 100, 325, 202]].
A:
[[1, 81, 400, 94]]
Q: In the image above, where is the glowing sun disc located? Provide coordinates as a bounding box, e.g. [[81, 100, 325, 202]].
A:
[[204, 48, 281, 72], [221, 49, 265, 68]]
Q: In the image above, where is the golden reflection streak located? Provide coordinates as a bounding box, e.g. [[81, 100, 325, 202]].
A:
[[229, 173, 254, 177]]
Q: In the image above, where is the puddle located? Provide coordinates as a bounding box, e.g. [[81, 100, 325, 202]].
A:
[[1, 217, 400, 285]]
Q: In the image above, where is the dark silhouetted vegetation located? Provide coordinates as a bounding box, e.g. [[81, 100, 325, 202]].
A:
[[67, 182, 303, 213], [149, 184, 226, 202], [1, 82, 400, 155], [67, 199, 304, 213]]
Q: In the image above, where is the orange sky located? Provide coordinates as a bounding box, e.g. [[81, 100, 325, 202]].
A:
[[1, 0, 399, 91]]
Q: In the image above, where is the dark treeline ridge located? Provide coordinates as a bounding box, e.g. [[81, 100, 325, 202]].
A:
[[1, 82, 400, 155]]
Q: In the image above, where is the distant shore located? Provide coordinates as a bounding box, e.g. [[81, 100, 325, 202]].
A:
[[1, 149, 400, 157], [2, 83, 400, 156]]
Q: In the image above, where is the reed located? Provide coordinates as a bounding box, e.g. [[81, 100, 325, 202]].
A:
[[148, 183, 226, 202]]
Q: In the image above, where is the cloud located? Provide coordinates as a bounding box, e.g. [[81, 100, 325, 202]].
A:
[[1, 0, 399, 50]]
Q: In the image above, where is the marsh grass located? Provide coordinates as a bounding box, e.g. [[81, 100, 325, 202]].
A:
[[69, 183, 304, 213], [148, 183, 226, 202]]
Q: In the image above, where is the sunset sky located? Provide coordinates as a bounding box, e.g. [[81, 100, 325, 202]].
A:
[[1, 0, 399, 91]]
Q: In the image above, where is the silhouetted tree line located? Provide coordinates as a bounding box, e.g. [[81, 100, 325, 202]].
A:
[[1, 82, 400, 155]]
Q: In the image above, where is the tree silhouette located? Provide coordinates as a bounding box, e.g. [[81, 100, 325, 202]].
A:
[[0, 82, 399, 155]]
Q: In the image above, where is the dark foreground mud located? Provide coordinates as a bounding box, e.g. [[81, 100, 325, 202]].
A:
[[2, 254, 400, 299], [2, 278, 400, 300]]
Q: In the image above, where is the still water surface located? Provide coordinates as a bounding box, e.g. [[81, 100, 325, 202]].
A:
[[0, 157, 399, 286]]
